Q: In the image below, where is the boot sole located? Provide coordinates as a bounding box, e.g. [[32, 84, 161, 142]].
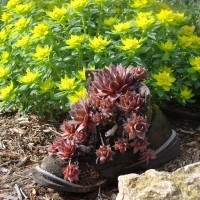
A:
[[32, 130, 180, 193]]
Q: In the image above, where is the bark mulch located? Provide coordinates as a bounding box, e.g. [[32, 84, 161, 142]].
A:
[[0, 110, 199, 200]]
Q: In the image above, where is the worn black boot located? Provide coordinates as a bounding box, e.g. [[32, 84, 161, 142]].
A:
[[32, 106, 180, 193]]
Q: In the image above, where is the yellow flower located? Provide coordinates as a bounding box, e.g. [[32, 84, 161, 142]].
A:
[[5, 24, 14, 32], [1, 12, 13, 21], [113, 21, 132, 33], [130, 0, 155, 9], [152, 70, 176, 91], [156, 9, 186, 26], [65, 34, 85, 49], [68, 86, 87, 104], [15, 35, 29, 48], [0, 82, 14, 100], [5, 0, 21, 9], [32, 45, 52, 62], [0, 66, 10, 79], [47, 6, 68, 21], [18, 69, 40, 84], [159, 39, 176, 52], [14, 17, 30, 31], [180, 86, 194, 102], [69, 0, 88, 12], [117, 37, 144, 51], [103, 17, 117, 26], [0, 30, 7, 41], [31, 22, 49, 40], [134, 12, 155, 31], [39, 79, 54, 93], [180, 25, 195, 36], [0, 51, 9, 64], [178, 35, 200, 50], [89, 36, 110, 52], [77, 67, 86, 80], [56, 75, 76, 91], [14, 3, 33, 14], [190, 56, 200, 72]]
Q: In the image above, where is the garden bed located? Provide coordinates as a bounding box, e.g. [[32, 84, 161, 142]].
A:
[[0, 107, 199, 200]]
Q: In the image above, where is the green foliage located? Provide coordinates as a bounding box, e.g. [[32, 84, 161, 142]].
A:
[[0, 0, 199, 116]]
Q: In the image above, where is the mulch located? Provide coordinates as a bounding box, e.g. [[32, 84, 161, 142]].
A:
[[0, 109, 199, 200]]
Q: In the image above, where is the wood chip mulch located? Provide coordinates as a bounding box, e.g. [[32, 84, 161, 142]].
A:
[[0, 110, 199, 200]]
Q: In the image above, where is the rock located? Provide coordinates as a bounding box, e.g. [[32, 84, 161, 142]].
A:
[[116, 162, 200, 200]]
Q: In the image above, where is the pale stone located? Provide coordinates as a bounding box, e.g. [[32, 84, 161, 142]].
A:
[[116, 162, 200, 200]]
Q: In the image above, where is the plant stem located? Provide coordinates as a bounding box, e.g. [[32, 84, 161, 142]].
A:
[[81, 14, 87, 34]]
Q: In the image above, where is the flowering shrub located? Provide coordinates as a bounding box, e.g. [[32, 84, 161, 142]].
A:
[[49, 64, 156, 182], [0, 0, 199, 115]]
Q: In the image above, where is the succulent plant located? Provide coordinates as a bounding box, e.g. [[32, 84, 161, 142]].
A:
[[130, 138, 150, 154], [90, 64, 134, 99], [114, 139, 129, 153], [48, 64, 155, 183], [60, 121, 76, 139], [51, 138, 76, 160], [118, 91, 144, 113], [63, 164, 80, 182], [124, 115, 149, 140], [96, 145, 115, 164], [127, 65, 147, 81], [69, 98, 96, 133]]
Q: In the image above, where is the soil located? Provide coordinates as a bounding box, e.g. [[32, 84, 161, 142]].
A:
[[0, 106, 200, 200]]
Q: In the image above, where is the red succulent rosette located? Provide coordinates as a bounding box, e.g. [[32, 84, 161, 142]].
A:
[[60, 121, 76, 139], [48, 137, 65, 154], [69, 98, 96, 133], [91, 64, 134, 99], [56, 139, 76, 160], [118, 91, 144, 113], [63, 164, 80, 182], [96, 145, 115, 164], [124, 115, 149, 140], [127, 65, 147, 81], [114, 139, 129, 153], [129, 138, 150, 154]]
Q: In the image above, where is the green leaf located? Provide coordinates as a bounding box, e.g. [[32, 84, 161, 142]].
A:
[[0, 101, 6, 108], [60, 46, 69, 51], [53, 27, 61, 32], [94, 54, 100, 63], [148, 33, 156, 40], [191, 74, 198, 81], [18, 85, 28, 91], [56, 62, 66, 68], [63, 56, 72, 61], [157, 89, 164, 97], [133, 57, 142, 65], [54, 91, 67, 99]]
